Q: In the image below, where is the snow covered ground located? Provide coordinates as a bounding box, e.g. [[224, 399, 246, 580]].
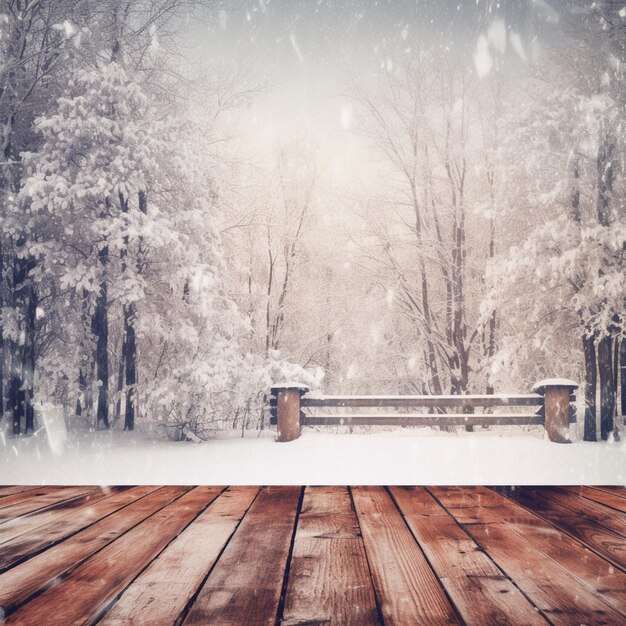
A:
[[1, 426, 624, 485]]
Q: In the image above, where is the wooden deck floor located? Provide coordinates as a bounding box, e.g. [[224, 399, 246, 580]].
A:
[[0, 486, 625, 625]]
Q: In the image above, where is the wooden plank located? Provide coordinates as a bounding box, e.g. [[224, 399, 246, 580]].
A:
[[351, 486, 459, 625], [390, 487, 547, 625], [183, 486, 302, 626], [0, 486, 191, 614], [590, 486, 626, 501], [100, 487, 259, 626], [281, 486, 379, 626], [0, 486, 98, 520], [434, 487, 626, 617], [0, 486, 39, 498], [532, 487, 626, 537], [0, 487, 125, 545], [453, 521, 626, 625], [302, 394, 546, 408], [5, 487, 223, 625], [560, 486, 626, 514], [504, 487, 626, 570], [0, 487, 156, 571], [302, 414, 542, 427], [427, 487, 516, 524]]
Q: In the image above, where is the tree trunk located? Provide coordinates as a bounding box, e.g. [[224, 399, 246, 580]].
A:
[[23, 286, 37, 433], [7, 251, 36, 435], [619, 337, 626, 415], [92, 246, 109, 429], [583, 333, 597, 442], [598, 335, 615, 440], [0, 238, 4, 423], [124, 303, 136, 431], [8, 356, 22, 435], [115, 334, 126, 424]]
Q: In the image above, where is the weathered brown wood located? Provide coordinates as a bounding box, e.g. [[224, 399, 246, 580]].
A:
[[544, 386, 572, 442], [2, 485, 625, 624], [560, 486, 626, 514], [593, 486, 626, 497], [427, 486, 515, 524], [390, 487, 548, 625], [302, 414, 542, 427], [0, 486, 59, 509], [276, 389, 302, 442], [0, 486, 191, 614], [461, 521, 625, 625], [100, 487, 259, 626], [183, 486, 301, 626], [0, 486, 38, 498], [473, 488, 626, 615], [302, 394, 548, 408], [505, 487, 626, 563], [5, 487, 223, 625], [281, 486, 379, 626], [0, 487, 155, 571], [0, 486, 99, 519], [351, 486, 459, 625], [587, 486, 626, 504], [433, 488, 625, 624], [0, 488, 126, 545]]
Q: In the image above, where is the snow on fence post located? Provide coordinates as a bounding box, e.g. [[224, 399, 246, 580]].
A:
[[271, 383, 310, 442], [533, 379, 579, 444]]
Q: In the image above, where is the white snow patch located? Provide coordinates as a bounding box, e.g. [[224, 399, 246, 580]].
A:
[[1, 429, 623, 485], [533, 378, 579, 392]]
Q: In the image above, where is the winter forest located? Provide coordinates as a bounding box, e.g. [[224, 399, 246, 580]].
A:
[[0, 0, 625, 451]]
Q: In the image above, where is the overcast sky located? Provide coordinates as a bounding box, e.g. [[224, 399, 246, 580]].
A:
[[182, 1, 561, 187]]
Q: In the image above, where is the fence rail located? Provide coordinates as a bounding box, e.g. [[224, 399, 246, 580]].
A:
[[269, 379, 579, 444]]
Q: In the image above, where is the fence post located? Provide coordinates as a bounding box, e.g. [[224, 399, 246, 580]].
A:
[[533, 379, 578, 443], [271, 383, 309, 442]]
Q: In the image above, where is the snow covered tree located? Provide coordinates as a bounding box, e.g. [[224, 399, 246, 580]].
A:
[[0, 0, 81, 434], [486, 1, 626, 440]]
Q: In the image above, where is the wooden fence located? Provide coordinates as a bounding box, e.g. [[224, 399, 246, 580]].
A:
[[269, 379, 579, 444]]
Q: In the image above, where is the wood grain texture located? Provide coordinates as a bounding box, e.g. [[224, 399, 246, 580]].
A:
[[0, 487, 141, 570], [282, 486, 379, 626], [592, 486, 626, 500], [457, 521, 625, 625], [0, 486, 98, 519], [5, 487, 222, 626], [560, 486, 626, 514], [433, 487, 626, 622], [527, 487, 626, 537], [183, 486, 302, 626], [351, 486, 459, 626], [301, 394, 546, 407], [1, 485, 624, 625], [0, 486, 188, 614], [391, 487, 547, 625], [0, 487, 38, 498], [504, 486, 626, 570], [101, 487, 259, 626], [302, 414, 542, 427]]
